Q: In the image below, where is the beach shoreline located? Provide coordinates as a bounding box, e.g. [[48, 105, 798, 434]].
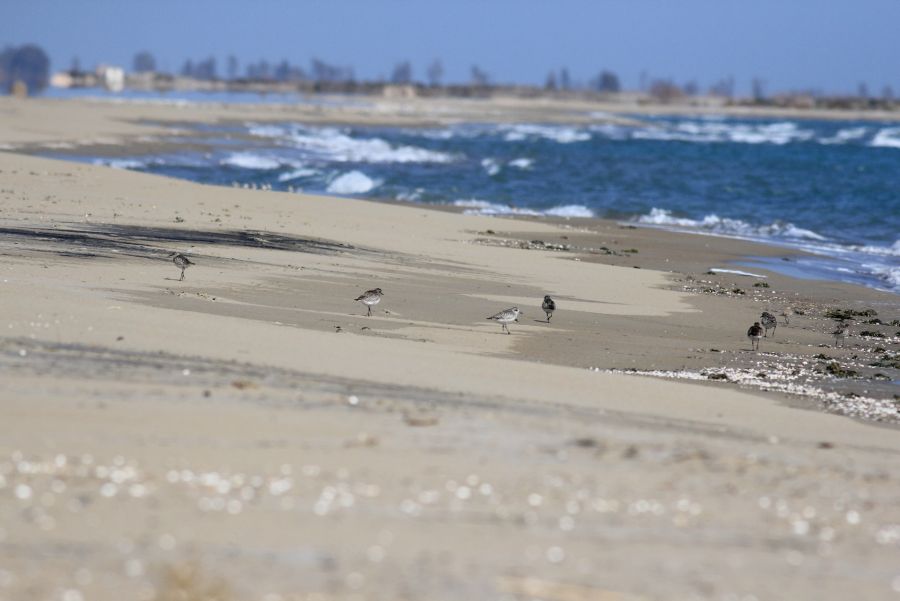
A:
[[1, 98, 899, 600]]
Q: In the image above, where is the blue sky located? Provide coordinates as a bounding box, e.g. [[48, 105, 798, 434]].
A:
[[4, 0, 898, 94]]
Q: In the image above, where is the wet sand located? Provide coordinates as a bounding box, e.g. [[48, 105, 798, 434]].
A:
[[0, 99, 899, 600]]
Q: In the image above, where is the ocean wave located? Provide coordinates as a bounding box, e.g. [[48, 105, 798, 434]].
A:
[[481, 158, 501, 176], [871, 127, 900, 149], [94, 158, 148, 170], [250, 124, 457, 164], [326, 171, 381, 194], [636, 208, 826, 240], [277, 167, 319, 182], [820, 127, 867, 145], [221, 152, 281, 170], [630, 121, 815, 145], [865, 263, 900, 289], [501, 124, 591, 144], [856, 239, 900, 257], [452, 199, 593, 218], [508, 157, 534, 170]]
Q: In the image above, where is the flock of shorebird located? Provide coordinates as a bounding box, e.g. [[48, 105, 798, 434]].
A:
[[171, 254, 850, 345], [170, 253, 554, 334], [747, 308, 848, 351]]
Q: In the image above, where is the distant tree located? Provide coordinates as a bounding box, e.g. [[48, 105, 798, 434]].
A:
[[709, 76, 735, 98], [133, 51, 156, 73], [751, 77, 766, 102], [883, 85, 895, 102], [857, 82, 869, 100], [310, 58, 352, 83], [544, 70, 558, 91], [193, 57, 216, 80], [649, 79, 684, 102], [391, 61, 412, 84], [683, 80, 699, 96], [639, 70, 648, 92], [275, 60, 290, 82], [470, 64, 489, 87], [180, 59, 194, 78], [70, 56, 82, 74], [227, 55, 239, 80], [0, 44, 50, 95], [590, 70, 620, 93], [426, 59, 443, 86], [559, 67, 571, 90]]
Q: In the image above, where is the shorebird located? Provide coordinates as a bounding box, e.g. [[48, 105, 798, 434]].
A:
[[170, 252, 194, 281], [487, 307, 522, 334], [780, 307, 794, 325], [747, 322, 763, 351], [832, 323, 848, 347], [542, 295, 556, 322], [354, 288, 384, 316], [760, 311, 777, 337]]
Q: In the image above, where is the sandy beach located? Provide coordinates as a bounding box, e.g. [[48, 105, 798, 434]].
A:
[[1, 97, 899, 600]]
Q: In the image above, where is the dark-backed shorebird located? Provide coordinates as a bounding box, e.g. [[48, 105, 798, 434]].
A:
[[747, 322, 763, 351], [542, 295, 556, 322], [760, 311, 777, 337], [832, 323, 848, 347], [170, 253, 194, 281]]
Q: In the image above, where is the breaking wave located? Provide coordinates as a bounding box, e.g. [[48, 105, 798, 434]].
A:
[[249, 124, 457, 163], [452, 199, 594, 218], [326, 171, 380, 194], [221, 152, 281, 170], [636, 208, 826, 240]]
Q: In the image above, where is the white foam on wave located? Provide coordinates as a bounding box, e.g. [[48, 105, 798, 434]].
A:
[[452, 199, 593, 218], [544, 204, 595, 218], [277, 167, 319, 182], [250, 124, 457, 164], [502, 124, 591, 144], [94, 158, 147, 170], [871, 127, 900, 149], [820, 127, 867, 145], [636, 208, 826, 241], [481, 158, 501, 176], [508, 157, 534, 170], [856, 239, 900, 257], [707, 268, 767, 278], [630, 121, 814, 145], [221, 152, 281, 170], [326, 171, 380, 195]]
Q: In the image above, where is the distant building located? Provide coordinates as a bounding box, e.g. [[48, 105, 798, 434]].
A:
[[50, 69, 98, 88], [382, 84, 418, 98], [95, 65, 125, 92]]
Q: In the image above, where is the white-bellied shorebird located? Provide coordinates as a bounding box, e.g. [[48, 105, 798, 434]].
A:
[[780, 307, 794, 324], [487, 307, 521, 334], [354, 288, 384, 316]]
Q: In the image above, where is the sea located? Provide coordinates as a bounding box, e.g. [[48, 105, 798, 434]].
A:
[[41, 90, 900, 293]]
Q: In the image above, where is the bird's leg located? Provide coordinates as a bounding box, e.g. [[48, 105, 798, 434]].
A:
[[179, 268, 185, 281], [773, 325, 776, 337], [547, 312, 551, 322], [367, 305, 371, 317]]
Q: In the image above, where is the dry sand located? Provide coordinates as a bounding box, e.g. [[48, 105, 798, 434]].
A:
[[0, 99, 899, 601]]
